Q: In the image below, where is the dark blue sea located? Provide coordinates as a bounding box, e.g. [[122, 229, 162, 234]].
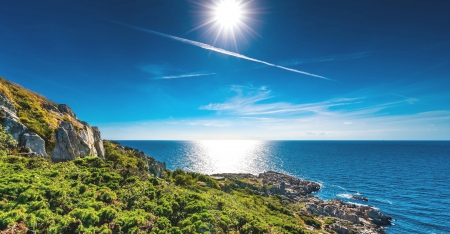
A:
[[116, 140, 450, 234]]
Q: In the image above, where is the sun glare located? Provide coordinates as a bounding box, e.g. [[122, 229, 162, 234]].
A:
[[190, 0, 258, 48], [215, 0, 242, 28]]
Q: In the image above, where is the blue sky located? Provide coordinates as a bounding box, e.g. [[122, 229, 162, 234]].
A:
[[1, 0, 449, 140]]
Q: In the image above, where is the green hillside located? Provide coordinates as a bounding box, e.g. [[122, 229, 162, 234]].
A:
[[0, 135, 325, 234]]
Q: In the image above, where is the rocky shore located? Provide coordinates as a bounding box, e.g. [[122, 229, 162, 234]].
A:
[[212, 171, 391, 234]]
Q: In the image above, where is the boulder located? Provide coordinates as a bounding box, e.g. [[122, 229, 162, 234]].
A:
[[19, 132, 47, 157], [52, 121, 105, 162]]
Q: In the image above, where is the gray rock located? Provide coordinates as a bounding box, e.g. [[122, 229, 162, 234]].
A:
[[92, 127, 105, 160], [0, 93, 16, 113], [19, 132, 47, 157], [0, 94, 27, 141], [259, 171, 321, 198], [1, 108, 28, 140], [303, 199, 391, 234], [41, 102, 61, 114], [52, 121, 78, 162], [51, 121, 106, 162], [58, 104, 76, 118]]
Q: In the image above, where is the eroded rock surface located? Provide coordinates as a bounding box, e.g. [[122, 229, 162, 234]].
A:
[[52, 121, 105, 162]]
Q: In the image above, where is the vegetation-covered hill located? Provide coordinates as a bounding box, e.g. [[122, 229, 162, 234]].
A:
[[0, 137, 325, 234]]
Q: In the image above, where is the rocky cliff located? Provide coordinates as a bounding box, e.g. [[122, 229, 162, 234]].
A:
[[0, 77, 104, 161]]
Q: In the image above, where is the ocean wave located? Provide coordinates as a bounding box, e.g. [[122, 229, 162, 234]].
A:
[[375, 198, 393, 205]]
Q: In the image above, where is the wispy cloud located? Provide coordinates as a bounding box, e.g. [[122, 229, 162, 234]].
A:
[[155, 72, 216, 79], [105, 19, 329, 80], [200, 85, 362, 116]]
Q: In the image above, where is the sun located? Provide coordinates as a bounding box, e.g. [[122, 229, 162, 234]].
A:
[[215, 0, 242, 28], [190, 0, 258, 48]]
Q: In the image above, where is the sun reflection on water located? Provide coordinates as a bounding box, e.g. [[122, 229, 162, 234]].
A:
[[181, 140, 271, 174]]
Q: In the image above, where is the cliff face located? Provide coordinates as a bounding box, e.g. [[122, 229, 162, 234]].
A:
[[0, 77, 104, 161]]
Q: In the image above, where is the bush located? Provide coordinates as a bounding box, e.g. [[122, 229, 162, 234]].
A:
[[0, 125, 17, 153], [324, 218, 335, 224]]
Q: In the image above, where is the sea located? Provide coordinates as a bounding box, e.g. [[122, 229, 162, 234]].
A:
[[116, 140, 450, 234]]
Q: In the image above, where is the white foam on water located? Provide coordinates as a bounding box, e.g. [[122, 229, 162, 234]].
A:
[[345, 201, 380, 210], [337, 193, 353, 199]]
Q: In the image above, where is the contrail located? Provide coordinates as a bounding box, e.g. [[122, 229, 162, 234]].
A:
[[155, 73, 216, 79], [106, 19, 329, 80]]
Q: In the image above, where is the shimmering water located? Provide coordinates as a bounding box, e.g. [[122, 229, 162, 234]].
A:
[[116, 140, 450, 234]]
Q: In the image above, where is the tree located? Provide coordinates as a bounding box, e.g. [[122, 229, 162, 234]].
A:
[[0, 125, 17, 154]]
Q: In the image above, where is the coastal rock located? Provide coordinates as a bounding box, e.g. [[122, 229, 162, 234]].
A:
[[352, 195, 369, 202], [212, 171, 321, 199], [52, 121, 105, 162], [259, 171, 321, 198], [213, 172, 390, 234], [303, 199, 391, 233]]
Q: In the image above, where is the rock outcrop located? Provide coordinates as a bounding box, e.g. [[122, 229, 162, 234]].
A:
[[212, 171, 321, 199], [0, 80, 104, 161], [0, 93, 47, 157], [259, 171, 321, 198], [51, 120, 105, 162]]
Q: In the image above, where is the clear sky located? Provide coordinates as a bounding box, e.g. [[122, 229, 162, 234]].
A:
[[1, 0, 449, 140]]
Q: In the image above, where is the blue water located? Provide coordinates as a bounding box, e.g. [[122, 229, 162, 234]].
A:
[[116, 140, 450, 234]]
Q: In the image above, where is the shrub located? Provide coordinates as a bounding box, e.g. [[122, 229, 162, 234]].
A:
[[324, 218, 335, 224], [0, 125, 18, 153]]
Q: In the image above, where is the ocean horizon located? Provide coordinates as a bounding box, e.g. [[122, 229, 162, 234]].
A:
[[116, 140, 450, 234]]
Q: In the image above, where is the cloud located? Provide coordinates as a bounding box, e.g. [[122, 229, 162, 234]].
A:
[[200, 85, 362, 116], [106, 19, 329, 80], [155, 72, 216, 79]]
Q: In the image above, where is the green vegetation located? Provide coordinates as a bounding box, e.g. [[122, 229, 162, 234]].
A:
[[0, 138, 327, 233], [323, 218, 335, 225], [0, 125, 17, 155]]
